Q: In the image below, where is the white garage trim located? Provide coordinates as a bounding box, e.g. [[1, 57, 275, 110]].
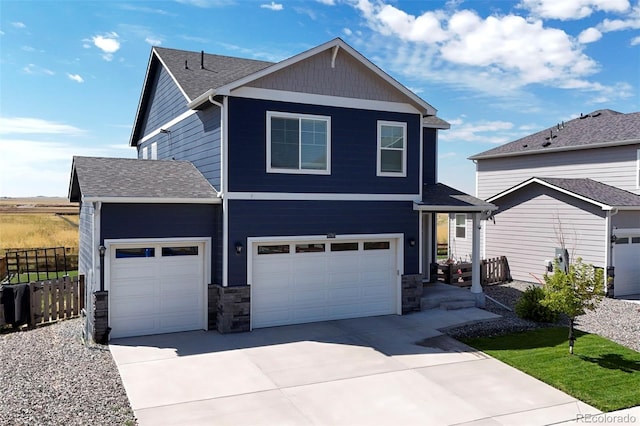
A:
[[247, 233, 404, 330], [612, 228, 640, 297], [104, 237, 211, 339]]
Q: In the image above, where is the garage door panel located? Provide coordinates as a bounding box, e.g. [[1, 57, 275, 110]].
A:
[[252, 237, 398, 329], [614, 235, 640, 296], [109, 241, 206, 339]]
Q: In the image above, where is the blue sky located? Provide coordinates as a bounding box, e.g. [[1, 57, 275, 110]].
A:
[[1, 0, 638, 197]]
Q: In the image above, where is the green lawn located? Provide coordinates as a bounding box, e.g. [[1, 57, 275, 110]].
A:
[[8, 270, 79, 284], [462, 327, 640, 412]]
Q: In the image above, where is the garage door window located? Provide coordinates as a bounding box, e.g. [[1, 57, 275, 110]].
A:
[[331, 242, 358, 251], [616, 238, 629, 244], [364, 241, 390, 250], [295, 243, 325, 253], [162, 246, 198, 256], [258, 244, 290, 255], [115, 248, 155, 258]]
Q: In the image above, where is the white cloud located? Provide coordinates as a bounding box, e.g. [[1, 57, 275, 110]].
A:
[[22, 64, 55, 76], [11, 22, 26, 28], [578, 27, 602, 43], [438, 152, 458, 159], [631, 35, 640, 45], [261, 2, 283, 11], [91, 32, 120, 61], [439, 117, 516, 144], [518, 0, 629, 20], [0, 117, 85, 136], [67, 73, 84, 83], [175, 0, 234, 7], [597, 4, 640, 32], [316, 0, 335, 4], [351, 1, 627, 100], [343, 28, 353, 36], [145, 36, 162, 45]]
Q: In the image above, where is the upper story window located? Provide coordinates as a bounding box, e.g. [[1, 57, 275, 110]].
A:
[[151, 142, 158, 160], [141, 146, 148, 160], [267, 111, 331, 174], [377, 121, 407, 177], [636, 149, 639, 189], [455, 214, 467, 239]]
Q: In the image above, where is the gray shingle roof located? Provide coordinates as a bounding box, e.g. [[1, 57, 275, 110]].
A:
[[417, 183, 497, 211], [536, 177, 640, 207], [69, 156, 218, 202], [470, 109, 640, 160], [153, 47, 274, 101]]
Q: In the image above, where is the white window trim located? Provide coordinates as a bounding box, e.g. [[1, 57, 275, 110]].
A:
[[151, 142, 158, 160], [377, 120, 407, 177], [266, 111, 331, 175], [455, 213, 467, 240]]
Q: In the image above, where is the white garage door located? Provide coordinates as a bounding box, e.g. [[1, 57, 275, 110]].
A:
[[614, 233, 640, 297], [109, 242, 206, 338], [251, 238, 399, 329]]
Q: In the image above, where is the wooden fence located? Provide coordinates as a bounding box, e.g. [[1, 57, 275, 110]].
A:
[[437, 256, 511, 287], [0, 257, 7, 282], [0, 275, 85, 328], [481, 256, 511, 286]]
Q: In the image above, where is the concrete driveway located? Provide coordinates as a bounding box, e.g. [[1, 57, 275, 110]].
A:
[[110, 308, 599, 426]]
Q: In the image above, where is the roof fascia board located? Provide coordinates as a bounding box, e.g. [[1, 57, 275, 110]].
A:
[[129, 48, 193, 147], [229, 87, 421, 115], [188, 88, 217, 109], [81, 196, 222, 204], [470, 138, 640, 160], [214, 38, 437, 116], [413, 203, 497, 212], [487, 177, 611, 210]]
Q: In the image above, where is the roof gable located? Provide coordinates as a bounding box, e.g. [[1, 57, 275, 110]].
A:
[[69, 156, 219, 203], [487, 177, 640, 210], [471, 109, 640, 160]]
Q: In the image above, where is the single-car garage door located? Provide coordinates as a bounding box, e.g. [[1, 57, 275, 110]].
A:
[[109, 241, 206, 338], [614, 233, 640, 297], [251, 237, 399, 329]]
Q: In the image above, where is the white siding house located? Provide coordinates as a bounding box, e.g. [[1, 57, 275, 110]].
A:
[[464, 109, 640, 297]]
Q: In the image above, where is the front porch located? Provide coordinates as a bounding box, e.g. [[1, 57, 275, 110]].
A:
[[415, 183, 498, 307]]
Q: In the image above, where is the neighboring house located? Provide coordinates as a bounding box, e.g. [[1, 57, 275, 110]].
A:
[[69, 38, 494, 341], [450, 109, 640, 296]]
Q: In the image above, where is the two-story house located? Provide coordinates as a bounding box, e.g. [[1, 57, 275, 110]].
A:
[[449, 109, 640, 297], [69, 38, 494, 341]]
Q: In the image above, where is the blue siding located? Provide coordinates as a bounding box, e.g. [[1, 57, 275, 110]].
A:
[[139, 107, 222, 189], [227, 97, 421, 194], [423, 128, 437, 185], [227, 200, 420, 285], [139, 65, 190, 138], [100, 203, 222, 284]]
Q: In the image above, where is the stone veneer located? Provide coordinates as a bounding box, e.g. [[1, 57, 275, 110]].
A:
[[211, 284, 250, 333], [401, 274, 423, 314], [91, 291, 110, 344]]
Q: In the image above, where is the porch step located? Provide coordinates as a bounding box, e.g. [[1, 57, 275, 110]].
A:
[[439, 300, 477, 310], [420, 282, 478, 311]]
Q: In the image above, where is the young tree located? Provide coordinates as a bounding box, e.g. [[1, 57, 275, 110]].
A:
[[541, 257, 604, 354]]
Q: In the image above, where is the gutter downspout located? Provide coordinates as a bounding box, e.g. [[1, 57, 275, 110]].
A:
[[208, 94, 229, 287], [605, 207, 619, 296]]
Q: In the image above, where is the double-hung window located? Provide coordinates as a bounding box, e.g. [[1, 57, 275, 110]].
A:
[[267, 111, 330, 174], [455, 214, 467, 239], [377, 121, 406, 176]]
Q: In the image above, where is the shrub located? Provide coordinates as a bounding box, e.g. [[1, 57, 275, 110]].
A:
[[515, 285, 559, 323]]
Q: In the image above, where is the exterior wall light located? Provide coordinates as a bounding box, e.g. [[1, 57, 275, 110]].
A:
[[235, 242, 243, 254], [408, 238, 416, 247]]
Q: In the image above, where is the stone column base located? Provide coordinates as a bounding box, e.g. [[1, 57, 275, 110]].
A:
[[91, 291, 110, 344], [402, 274, 424, 314], [213, 285, 250, 333]]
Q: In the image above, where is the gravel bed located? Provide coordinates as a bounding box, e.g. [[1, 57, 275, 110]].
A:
[[0, 318, 136, 426], [445, 280, 640, 353]]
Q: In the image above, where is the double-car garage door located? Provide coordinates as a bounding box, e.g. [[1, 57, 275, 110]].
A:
[[251, 238, 399, 329], [109, 241, 206, 339]]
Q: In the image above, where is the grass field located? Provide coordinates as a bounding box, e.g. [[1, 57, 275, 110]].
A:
[[463, 327, 640, 412], [0, 198, 79, 253], [437, 213, 448, 244]]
